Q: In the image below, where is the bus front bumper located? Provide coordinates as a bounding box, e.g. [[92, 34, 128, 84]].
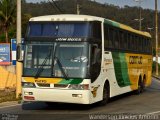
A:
[[22, 88, 91, 104]]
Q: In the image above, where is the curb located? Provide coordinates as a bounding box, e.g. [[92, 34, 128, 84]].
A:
[[152, 75, 160, 80]]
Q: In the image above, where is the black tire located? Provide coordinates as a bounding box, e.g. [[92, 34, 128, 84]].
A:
[[135, 79, 144, 95], [142, 77, 146, 91], [99, 83, 110, 106], [45, 102, 56, 107]]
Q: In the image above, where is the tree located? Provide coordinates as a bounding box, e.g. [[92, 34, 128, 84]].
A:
[[0, 0, 16, 43], [22, 13, 32, 36]]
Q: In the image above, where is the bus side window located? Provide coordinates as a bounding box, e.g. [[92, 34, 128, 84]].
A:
[[91, 44, 102, 82], [148, 39, 151, 54], [145, 38, 148, 53], [104, 25, 109, 49], [127, 33, 131, 50], [135, 36, 138, 52], [119, 31, 124, 50], [149, 40, 151, 53], [115, 30, 119, 49], [124, 32, 128, 50], [109, 28, 114, 48]]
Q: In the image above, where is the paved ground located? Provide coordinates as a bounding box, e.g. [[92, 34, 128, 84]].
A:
[[0, 101, 18, 108], [0, 77, 160, 120]]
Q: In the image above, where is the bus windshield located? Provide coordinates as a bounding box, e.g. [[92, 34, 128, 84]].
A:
[[28, 22, 91, 37], [23, 42, 90, 78]]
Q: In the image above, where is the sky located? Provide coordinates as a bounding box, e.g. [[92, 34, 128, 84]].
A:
[[26, 0, 160, 10]]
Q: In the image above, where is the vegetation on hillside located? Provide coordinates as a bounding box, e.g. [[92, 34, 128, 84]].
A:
[[0, 0, 160, 46], [0, 0, 16, 43]]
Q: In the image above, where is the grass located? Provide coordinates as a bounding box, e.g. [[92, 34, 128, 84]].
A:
[[0, 89, 18, 103]]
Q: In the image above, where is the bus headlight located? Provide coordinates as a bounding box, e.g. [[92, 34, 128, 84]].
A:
[[69, 84, 89, 90], [22, 82, 36, 88]]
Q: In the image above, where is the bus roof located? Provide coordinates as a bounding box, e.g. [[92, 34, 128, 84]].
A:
[[29, 14, 104, 22], [29, 14, 151, 38], [104, 19, 151, 38]]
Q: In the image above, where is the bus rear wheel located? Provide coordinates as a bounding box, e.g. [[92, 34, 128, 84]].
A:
[[99, 83, 110, 106], [135, 79, 144, 94]]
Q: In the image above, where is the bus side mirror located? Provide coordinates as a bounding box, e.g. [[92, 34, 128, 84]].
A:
[[16, 43, 24, 62]]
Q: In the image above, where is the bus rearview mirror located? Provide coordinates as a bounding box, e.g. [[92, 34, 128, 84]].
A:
[[16, 43, 24, 62]]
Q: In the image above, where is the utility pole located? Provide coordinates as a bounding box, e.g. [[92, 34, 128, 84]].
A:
[[155, 0, 159, 76], [16, 0, 22, 98], [139, 0, 142, 31], [77, 3, 80, 15], [134, 0, 143, 31]]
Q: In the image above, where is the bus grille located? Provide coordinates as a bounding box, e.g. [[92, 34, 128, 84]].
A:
[[54, 84, 68, 88], [37, 83, 50, 87]]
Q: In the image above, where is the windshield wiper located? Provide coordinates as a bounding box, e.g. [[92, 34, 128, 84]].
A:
[[55, 57, 69, 80], [35, 49, 52, 79]]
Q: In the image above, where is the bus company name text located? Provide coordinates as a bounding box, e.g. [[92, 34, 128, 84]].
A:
[[56, 38, 82, 42], [129, 56, 143, 64], [35, 79, 47, 83]]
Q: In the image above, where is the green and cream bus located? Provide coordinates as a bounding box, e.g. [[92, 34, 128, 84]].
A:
[[21, 15, 152, 105]]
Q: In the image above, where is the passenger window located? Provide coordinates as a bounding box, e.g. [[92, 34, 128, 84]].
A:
[[135, 36, 138, 52], [109, 28, 114, 48], [124, 32, 128, 50], [104, 25, 109, 49], [119, 31, 124, 49], [115, 30, 119, 49]]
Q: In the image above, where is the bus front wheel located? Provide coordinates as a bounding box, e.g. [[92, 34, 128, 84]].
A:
[[99, 83, 110, 106]]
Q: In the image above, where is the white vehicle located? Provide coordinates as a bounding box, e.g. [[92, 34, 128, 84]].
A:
[[20, 14, 152, 105]]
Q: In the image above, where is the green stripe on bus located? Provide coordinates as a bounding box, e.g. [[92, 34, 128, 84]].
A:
[[58, 79, 73, 84], [69, 79, 83, 84], [112, 52, 131, 87], [58, 79, 83, 84], [104, 19, 120, 28]]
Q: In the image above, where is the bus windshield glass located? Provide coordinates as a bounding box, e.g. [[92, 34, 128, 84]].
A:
[[23, 42, 90, 78], [28, 22, 91, 37]]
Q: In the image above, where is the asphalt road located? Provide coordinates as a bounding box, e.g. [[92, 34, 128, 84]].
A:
[[0, 78, 160, 120]]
